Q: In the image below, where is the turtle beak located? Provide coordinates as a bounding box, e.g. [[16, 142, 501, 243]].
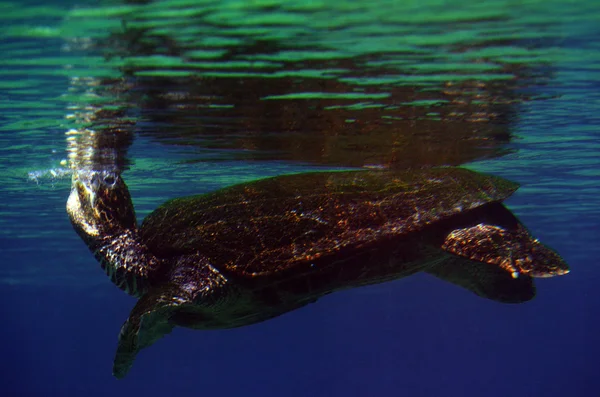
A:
[[73, 171, 100, 216], [67, 171, 101, 237]]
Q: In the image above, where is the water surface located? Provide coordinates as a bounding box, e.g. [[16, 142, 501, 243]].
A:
[[1, 1, 599, 396]]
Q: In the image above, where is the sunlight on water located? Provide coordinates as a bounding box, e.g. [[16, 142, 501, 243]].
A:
[[27, 166, 71, 184]]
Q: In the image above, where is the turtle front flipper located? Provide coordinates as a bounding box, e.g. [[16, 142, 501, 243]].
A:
[[441, 223, 569, 279], [113, 285, 183, 379], [113, 283, 191, 379], [113, 258, 230, 378]]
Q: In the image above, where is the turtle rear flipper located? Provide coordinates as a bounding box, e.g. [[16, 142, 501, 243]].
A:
[[425, 257, 536, 303], [441, 223, 569, 279], [113, 284, 190, 379]]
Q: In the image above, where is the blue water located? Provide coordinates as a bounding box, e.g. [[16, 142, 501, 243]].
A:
[[2, 1, 600, 396]]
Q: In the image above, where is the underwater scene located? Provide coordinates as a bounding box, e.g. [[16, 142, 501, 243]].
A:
[[1, 0, 599, 395]]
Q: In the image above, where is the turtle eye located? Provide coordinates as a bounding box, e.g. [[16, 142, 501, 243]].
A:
[[104, 175, 117, 187]]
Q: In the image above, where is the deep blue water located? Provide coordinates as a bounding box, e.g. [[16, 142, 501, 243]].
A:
[[2, 1, 600, 396]]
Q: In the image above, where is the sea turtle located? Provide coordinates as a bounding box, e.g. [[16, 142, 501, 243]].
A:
[[66, 167, 569, 378]]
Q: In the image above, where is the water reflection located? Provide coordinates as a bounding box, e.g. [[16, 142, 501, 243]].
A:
[[129, 74, 518, 167], [65, 0, 556, 169], [0, 0, 565, 286]]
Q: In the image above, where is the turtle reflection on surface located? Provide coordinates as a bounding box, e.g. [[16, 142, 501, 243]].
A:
[[67, 167, 569, 379]]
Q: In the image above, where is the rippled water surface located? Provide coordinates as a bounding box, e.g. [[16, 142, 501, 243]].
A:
[[1, 1, 599, 396]]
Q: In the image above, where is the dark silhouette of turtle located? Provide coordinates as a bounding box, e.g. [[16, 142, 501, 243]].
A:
[[66, 167, 568, 378]]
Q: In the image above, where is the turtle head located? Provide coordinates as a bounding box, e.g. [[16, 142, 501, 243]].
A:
[[67, 170, 162, 297], [67, 169, 137, 239]]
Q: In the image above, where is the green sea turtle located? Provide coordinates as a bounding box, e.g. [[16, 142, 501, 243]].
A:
[[66, 167, 568, 378]]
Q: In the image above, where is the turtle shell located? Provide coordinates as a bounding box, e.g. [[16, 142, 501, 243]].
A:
[[139, 167, 518, 278]]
